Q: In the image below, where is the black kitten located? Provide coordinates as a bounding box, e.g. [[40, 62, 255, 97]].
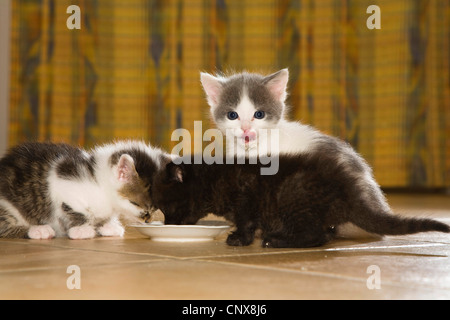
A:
[[151, 151, 449, 248]]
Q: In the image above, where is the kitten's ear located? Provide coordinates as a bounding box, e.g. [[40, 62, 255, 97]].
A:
[[263, 68, 289, 102], [116, 154, 138, 183], [159, 153, 175, 168], [166, 162, 184, 183], [200, 72, 223, 109]]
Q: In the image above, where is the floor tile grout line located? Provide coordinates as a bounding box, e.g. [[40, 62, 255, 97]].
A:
[[394, 237, 450, 245], [193, 257, 380, 284], [322, 243, 447, 251], [0, 240, 188, 261], [0, 257, 174, 274], [176, 242, 449, 260]]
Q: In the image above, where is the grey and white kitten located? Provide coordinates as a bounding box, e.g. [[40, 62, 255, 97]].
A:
[[200, 69, 392, 238], [0, 141, 167, 239]]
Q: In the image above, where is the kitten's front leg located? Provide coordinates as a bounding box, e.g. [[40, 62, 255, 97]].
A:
[[61, 202, 96, 240], [225, 196, 261, 246], [226, 219, 257, 246], [28, 225, 56, 240], [68, 225, 96, 240], [97, 217, 124, 237]]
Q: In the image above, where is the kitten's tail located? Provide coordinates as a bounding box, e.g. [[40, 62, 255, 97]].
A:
[[350, 208, 450, 236]]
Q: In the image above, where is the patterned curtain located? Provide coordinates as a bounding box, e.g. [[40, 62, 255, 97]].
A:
[[8, 0, 450, 188]]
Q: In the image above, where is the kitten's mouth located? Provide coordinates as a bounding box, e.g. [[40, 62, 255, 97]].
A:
[[243, 136, 256, 144], [243, 130, 257, 144], [140, 211, 151, 223], [140, 207, 158, 223]]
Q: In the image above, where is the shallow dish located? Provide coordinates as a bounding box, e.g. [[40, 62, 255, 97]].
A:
[[129, 221, 231, 242]]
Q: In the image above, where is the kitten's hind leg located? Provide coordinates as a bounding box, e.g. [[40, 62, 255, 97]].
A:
[[262, 233, 330, 248], [0, 200, 31, 238], [262, 225, 334, 248], [0, 218, 29, 238]]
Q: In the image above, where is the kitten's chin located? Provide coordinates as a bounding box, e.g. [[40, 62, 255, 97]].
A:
[[238, 139, 258, 154], [230, 135, 257, 148], [244, 138, 257, 150]]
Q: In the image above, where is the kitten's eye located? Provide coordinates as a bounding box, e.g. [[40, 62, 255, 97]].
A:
[[129, 200, 140, 207], [227, 111, 239, 120], [254, 110, 265, 119]]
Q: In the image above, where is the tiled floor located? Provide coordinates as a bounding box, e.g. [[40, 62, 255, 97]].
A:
[[1, 193, 449, 300]]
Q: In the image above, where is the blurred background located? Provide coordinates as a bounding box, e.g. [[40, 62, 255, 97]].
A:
[[0, 0, 449, 189]]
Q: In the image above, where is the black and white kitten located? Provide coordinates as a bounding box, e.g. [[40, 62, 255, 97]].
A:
[[0, 141, 167, 239], [200, 69, 390, 238], [152, 152, 449, 248]]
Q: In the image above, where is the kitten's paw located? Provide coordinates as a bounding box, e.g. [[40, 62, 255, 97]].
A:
[[98, 221, 124, 237], [68, 225, 96, 240], [28, 225, 56, 240], [226, 232, 253, 246]]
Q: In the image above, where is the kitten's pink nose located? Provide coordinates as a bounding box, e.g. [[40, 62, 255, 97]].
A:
[[243, 129, 257, 143], [241, 121, 251, 131]]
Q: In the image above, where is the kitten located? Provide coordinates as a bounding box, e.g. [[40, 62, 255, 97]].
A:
[[152, 154, 449, 248], [200, 69, 390, 238], [0, 141, 167, 239]]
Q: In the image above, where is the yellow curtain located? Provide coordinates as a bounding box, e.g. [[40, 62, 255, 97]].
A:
[[8, 0, 450, 188]]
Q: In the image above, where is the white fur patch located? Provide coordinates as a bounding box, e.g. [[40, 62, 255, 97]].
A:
[[98, 218, 125, 237], [275, 120, 320, 154], [48, 168, 113, 222]]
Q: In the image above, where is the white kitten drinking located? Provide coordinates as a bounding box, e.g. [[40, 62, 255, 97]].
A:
[[0, 141, 168, 239]]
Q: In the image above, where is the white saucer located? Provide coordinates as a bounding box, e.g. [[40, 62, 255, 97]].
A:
[[129, 221, 231, 242]]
